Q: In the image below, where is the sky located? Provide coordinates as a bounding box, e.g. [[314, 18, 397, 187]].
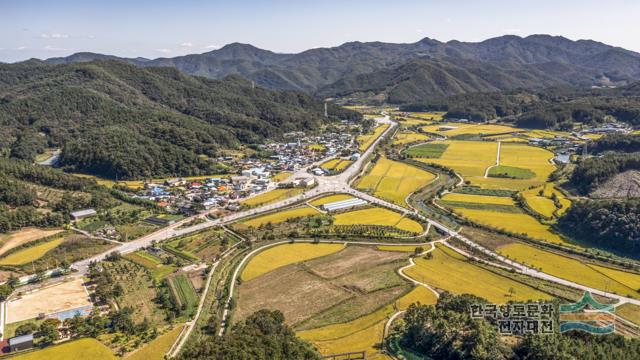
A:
[[1, 0, 640, 63]]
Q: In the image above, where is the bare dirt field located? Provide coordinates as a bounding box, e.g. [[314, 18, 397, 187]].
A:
[[0, 228, 64, 256], [304, 246, 407, 279], [236, 265, 353, 325], [235, 245, 412, 330], [6, 277, 91, 324], [591, 170, 640, 199]]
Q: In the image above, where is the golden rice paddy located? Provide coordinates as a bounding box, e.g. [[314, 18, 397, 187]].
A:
[[498, 243, 640, 299], [356, 156, 435, 206], [333, 207, 423, 234], [441, 193, 515, 206], [404, 245, 552, 303], [0, 238, 64, 266], [450, 207, 567, 245], [321, 158, 353, 172], [240, 206, 320, 228], [310, 194, 355, 206], [392, 132, 429, 145], [241, 243, 345, 281], [358, 124, 390, 151], [240, 188, 305, 207]]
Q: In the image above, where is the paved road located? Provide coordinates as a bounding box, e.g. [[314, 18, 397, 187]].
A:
[[71, 115, 396, 274], [71, 114, 640, 309]]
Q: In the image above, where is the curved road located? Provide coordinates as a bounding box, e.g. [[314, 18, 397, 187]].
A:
[[66, 113, 640, 357]]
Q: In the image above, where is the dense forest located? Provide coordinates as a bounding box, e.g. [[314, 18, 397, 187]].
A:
[[394, 293, 640, 360], [569, 153, 640, 194], [558, 199, 640, 254], [592, 134, 640, 154], [400, 83, 640, 129], [178, 310, 320, 360], [0, 157, 152, 232], [0, 60, 360, 179]]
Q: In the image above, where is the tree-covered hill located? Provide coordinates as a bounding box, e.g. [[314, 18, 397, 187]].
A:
[[0, 61, 359, 179], [400, 84, 640, 129]]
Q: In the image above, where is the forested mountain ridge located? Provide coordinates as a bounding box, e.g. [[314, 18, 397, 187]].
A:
[[0, 60, 358, 179], [42, 35, 640, 101], [400, 83, 640, 129]]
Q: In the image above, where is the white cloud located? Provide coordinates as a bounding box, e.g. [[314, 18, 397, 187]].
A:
[[155, 48, 172, 54], [17, 46, 27, 50], [204, 44, 220, 50], [180, 42, 193, 47], [43, 45, 68, 51], [40, 33, 69, 39]]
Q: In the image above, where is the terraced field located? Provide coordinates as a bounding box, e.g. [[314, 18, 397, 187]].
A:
[[240, 243, 345, 281], [240, 206, 320, 227], [497, 243, 640, 299], [333, 207, 423, 234], [240, 188, 305, 207], [404, 245, 552, 303], [356, 156, 435, 206]]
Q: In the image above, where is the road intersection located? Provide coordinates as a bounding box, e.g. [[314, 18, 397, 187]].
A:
[[72, 113, 640, 310]]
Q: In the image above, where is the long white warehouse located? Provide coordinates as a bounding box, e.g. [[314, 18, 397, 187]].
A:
[[321, 198, 368, 212]]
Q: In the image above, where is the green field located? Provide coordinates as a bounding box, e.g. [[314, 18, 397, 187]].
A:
[[169, 274, 198, 316], [404, 143, 448, 158], [125, 251, 176, 282], [488, 165, 535, 179]]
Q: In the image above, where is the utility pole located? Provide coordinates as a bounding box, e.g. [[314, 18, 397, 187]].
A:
[[324, 102, 328, 118]]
